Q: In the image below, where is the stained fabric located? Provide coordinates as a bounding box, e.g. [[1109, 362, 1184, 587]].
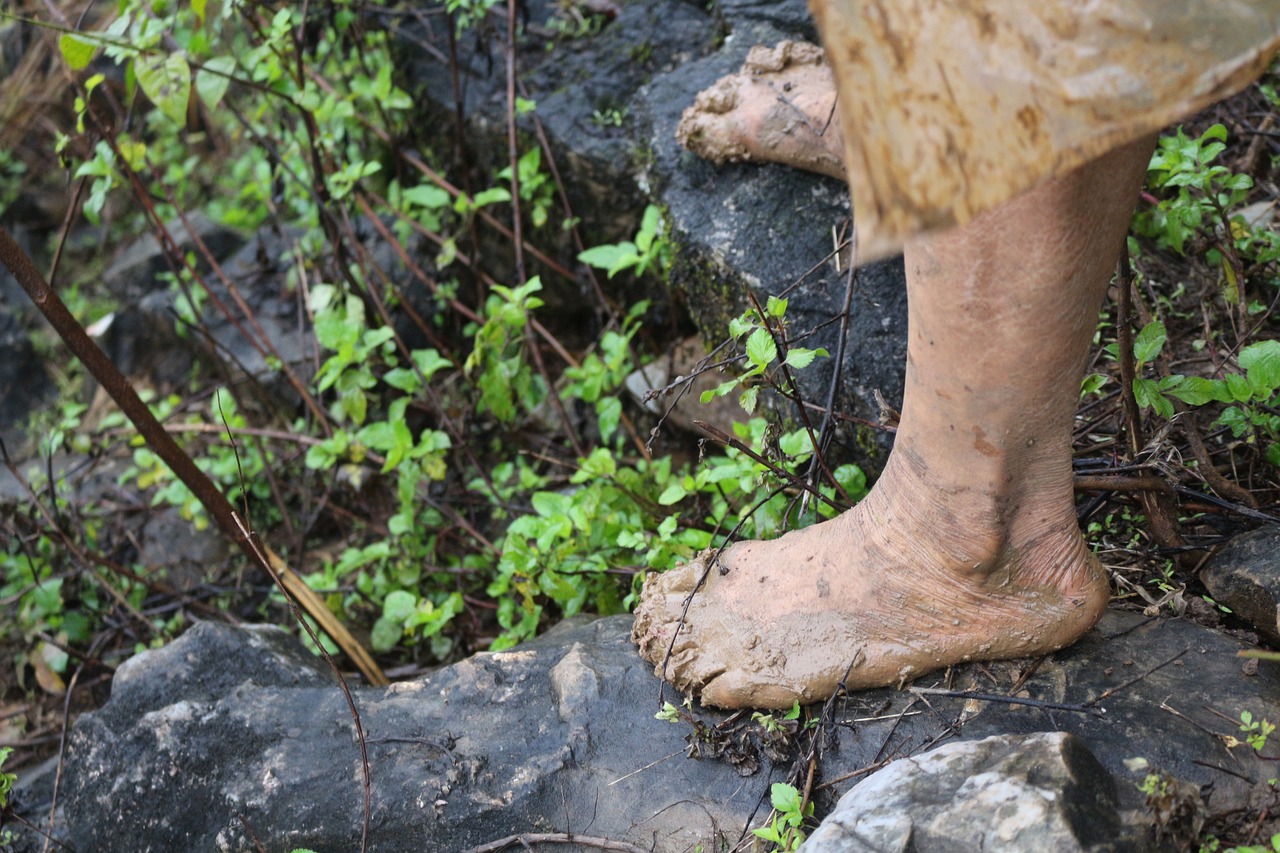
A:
[[809, 0, 1280, 259]]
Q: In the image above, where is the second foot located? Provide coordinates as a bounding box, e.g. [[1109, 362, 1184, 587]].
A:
[[676, 40, 847, 180]]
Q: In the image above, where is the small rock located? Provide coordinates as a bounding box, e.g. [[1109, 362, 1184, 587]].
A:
[[1202, 527, 1280, 643], [801, 732, 1147, 853], [102, 211, 246, 301]]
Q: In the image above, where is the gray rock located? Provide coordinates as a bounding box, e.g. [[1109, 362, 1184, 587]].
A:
[[102, 211, 246, 301], [0, 302, 52, 452], [802, 732, 1144, 853], [1202, 526, 1280, 643], [60, 617, 774, 852], [636, 37, 907, 472], [399, 0, 908, 471], [48, 608, 1280, 853]]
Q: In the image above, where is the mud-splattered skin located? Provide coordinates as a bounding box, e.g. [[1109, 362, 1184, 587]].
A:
[[676, 41, 848, 181], [633, 137, 1155, 710]]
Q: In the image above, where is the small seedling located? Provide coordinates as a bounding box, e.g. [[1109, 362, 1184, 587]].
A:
[[655, 701, 682, 723], [1240, 710, 1275, 752], [752, 782, 813, 852]]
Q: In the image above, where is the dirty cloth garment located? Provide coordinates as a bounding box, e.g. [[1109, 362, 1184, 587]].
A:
[[808, 0, 1280, 260]]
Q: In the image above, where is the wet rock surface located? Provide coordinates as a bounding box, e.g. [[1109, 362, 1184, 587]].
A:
[[802, 732, 1144, 853], [1202, 526, 1280, 644], [399, 0, 907, 471], [34, 608, 1279, 852]]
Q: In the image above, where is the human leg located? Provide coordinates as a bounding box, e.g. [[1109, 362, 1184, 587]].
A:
[[632, 136, 1156, 710]]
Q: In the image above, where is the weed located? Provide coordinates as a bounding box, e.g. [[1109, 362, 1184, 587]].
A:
[[1200, 834, 1280, 853], [577, 204, 671, 279], [698, 295, 827, 415], [1124, 319, 1280, 465], [752, 782, 813, 852], [591, 107, 627, 128], [752, 701, 802, 734], [1238, 710, 1275, 752]]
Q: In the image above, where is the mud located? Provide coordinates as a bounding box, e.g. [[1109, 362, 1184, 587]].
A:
[[630, 465, 1110, 711], [675, 41, 846, 181]]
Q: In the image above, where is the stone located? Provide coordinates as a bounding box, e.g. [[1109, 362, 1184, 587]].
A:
[[1202, 527, 1280, 644], [397, 0, 908, 472], [802, 732, 1145, 853], [636, 20, 908, 474], [0, 302, 53, 453], [102, 211, 246, 301], [58, 618, 775, 852], [40, 609, 1280, 853]]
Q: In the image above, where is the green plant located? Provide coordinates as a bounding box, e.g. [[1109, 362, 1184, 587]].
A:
[[699, 296, 828, 415], [0, 746, 16, 808], [577, 204, 671, 279], [1238, 710, 1275, 752], [1133, 124, 1253, 257], [1199, 834, 1280, 853], [752, 782, 813, 852], [752, 701, 801, 734], [591, 107, 627, 128], [497, 147, 557, 229], [1126, 320, 1280, 465], [464, 278, 550, 423]]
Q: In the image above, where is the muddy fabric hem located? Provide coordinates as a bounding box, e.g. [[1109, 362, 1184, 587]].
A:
[[810, 0, 1280, 260]]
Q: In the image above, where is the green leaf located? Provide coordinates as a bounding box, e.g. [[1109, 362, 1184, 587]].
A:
[[192, 0, 208, 24], [597, 396, 621, 442], [766, 295, 788, 318], [59, 34, 97, 70], [657, 483, 687, 505], [403, 184, 451, 209], [1240, 340, 1280, 396], [728, 315, 754, 339], [770, 782, 803, 814], [745, 328, 777, 368], [699, 378, 738, 403], [738, 385, 758, 414], [1165, 375, 1228, 406], [1226, 373, 1254, 402], [471, 187, 512, 208], [194, 56, 235, 110], [577, 243, 638, 278], [636, 205, 660, 253], [383, 590, 417, 623], [382, 367, 419, 393], [412, 348, 452, 379], [371, 615, 403, 652], [784, 347, 827, 369], [1132, 321, 1167, 366], [135, 52, 192, 126], [1080, 373, 1108, 397], [1133, 377, 1174, 419]]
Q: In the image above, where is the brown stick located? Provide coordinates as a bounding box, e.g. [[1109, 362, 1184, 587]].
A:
[[461, 833, 652, 853]]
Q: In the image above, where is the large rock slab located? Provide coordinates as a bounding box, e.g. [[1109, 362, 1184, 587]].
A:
[[48, 607, 1280, 852], [60, 617, 774, 852]]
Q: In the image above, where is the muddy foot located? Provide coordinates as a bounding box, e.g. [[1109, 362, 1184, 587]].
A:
[[631, 461, 1110, 710], [676, 40, 847, 181]]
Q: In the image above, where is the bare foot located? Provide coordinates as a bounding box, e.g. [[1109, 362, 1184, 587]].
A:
[[631, 453, 1109, 710], [676, 41, 847, 181]]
